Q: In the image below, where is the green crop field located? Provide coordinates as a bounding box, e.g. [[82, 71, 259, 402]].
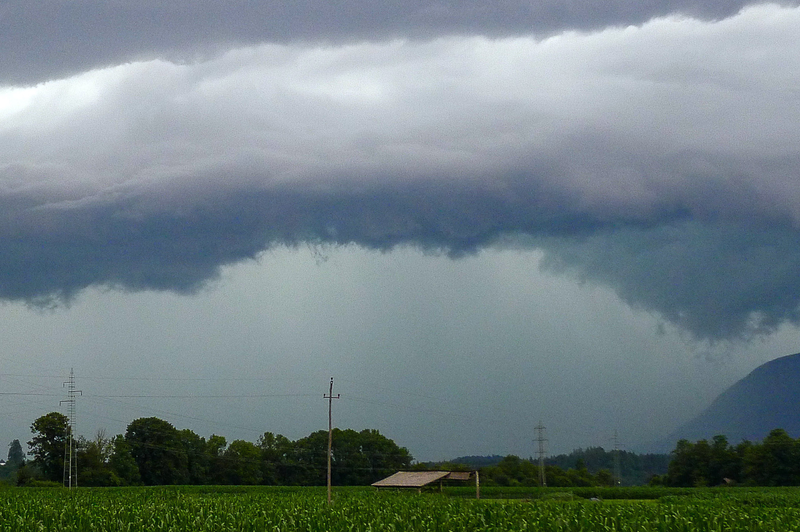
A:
[[2, 486, 800, 531]]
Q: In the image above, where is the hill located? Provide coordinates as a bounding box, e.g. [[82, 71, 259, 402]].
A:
[[446, 455, 505, 468], [655, 352, 800, 451], [546, 447, 669, 485], [430, 450, 669, 485]]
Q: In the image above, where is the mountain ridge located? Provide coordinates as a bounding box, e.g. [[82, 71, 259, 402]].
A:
[[651, 352, 800, 452]]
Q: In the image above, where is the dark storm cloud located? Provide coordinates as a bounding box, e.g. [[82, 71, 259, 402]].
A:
[[538, 221, 800, 341], [3, 152, 799, 342], [1, 0, 793, 84], [2, 6, 800, 341]]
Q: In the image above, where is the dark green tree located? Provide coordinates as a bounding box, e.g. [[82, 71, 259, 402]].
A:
[[743, 429, 800, 486], [77, 431, 119, 486], [125, 417, 188, 485], [707, 434, 741, 485], [666, 439, 709, 487], [290, 428, 413, 486], [0, 439, 25, 484], [477, 456, 612, 487], [356, 429, 413, 483], [15, 464, 34, 486], [330, 429, 372, 485], [596, 469, 614, 486], [7, 439, 25, 466], [178, 429, 210, 485], [220, 440, 262, 485], [288, 431, 327, 485], [109, 435, 141, 485], [565, 466, 596, 487], [205, 434, 227, 484], [28, 412, 69, 482], [257, 432, 292, 485], [498, 455, 537, 486]]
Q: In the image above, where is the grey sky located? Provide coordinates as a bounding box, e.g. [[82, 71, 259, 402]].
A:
[[1, 2, 799, 460], [1, 246, 794, 459]]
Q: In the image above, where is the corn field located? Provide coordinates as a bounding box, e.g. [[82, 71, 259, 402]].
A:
[[1, 486, 800, 531]]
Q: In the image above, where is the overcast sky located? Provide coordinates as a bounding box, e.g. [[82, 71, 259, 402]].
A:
[[1, 1, 799, 461]]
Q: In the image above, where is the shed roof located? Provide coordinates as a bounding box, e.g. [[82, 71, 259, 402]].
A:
[[372, 470, 474, 488], [444, 471, 473, 481], [371, 471, 450, 488]]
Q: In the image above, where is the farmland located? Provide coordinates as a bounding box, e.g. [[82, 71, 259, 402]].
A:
[[2, 486, 800, 531]]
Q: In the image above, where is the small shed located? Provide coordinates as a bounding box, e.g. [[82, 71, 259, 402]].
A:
[[372, 470, 480, 498]]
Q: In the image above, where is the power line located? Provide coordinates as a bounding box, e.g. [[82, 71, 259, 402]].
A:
[[85, 393, 317, 398], [342, 394, 527, 442], [0, 392, 317, 398], [81, 376, 306, 382], [81, 395, 288, 437], [10, 369, 548, 465], [0, 392, 62, 396]]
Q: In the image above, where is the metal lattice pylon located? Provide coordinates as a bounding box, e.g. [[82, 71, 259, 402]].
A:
[[60, 369, 82, 488]]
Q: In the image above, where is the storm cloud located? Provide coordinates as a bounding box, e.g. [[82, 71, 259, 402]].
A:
[[2, 0, 792, 85], [2, 4, 800, 341]]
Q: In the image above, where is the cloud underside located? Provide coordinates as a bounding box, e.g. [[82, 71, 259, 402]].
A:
[[2, 5, 800, 342], [3, 184, 799, 342]]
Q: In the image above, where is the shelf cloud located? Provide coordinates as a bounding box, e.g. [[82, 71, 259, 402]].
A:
[[1, 4, 799, 341]]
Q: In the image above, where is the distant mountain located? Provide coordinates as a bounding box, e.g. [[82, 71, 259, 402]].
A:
[[654, 352, 800, 452]]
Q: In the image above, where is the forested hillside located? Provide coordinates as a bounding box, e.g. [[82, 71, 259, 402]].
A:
[[547, 447, 670, 486]]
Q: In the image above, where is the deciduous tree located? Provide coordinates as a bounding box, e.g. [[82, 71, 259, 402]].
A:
[[28, 412, 69, 482], [125, 417, 188, 485]]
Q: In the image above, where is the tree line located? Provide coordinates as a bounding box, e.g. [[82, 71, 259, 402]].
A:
[[417, 454, 617, 488], [653, 428, 800, 487], [428, 430, 800, 488], [424, 448, 670, 487], [474, 455, 615, 487], [12, 412, 412, 487], [10, 412, 800, 488], [546, 447, 670, 486]]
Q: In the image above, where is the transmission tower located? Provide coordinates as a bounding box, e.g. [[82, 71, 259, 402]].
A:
[[534, 421, 547, 487], [611, 430, 622, 486], [60, 368, 82, 488]]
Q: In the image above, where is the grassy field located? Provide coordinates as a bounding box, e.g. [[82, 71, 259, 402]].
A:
[[2, 485, 800, 531]]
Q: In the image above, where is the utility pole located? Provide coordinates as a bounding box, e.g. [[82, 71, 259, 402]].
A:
[[324, 377, 340, 505], [534, 421, 547, 487], [60, 368, 82, 489]]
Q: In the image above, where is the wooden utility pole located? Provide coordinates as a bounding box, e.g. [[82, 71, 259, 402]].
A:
[[324, 377, 340, 505]]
